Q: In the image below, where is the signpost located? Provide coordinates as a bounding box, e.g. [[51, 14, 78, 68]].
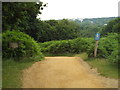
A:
[[94, 32, 100, 57]]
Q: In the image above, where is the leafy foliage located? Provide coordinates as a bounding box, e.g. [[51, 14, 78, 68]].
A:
[[101, 18, 120, 35], [2, 2, 80, 42], [2, 2, 43, 31], [2, 2, 47, 42], [3, 31, 43, 60], [40, 33, 118, 63], [98, 33, 118, 63], [2, 2, 118, 64], [78, 22, 102, 37], [38, 19, 81, 42], [40, 38, 94, 55]]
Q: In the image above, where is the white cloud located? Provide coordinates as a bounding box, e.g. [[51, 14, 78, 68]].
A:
[[38, 0, 119, 20]]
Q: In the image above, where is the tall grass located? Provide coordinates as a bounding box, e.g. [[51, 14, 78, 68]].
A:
[[74, 53, 118, 79], [86, 58, 119, 79], [2, 57, 41, 88]]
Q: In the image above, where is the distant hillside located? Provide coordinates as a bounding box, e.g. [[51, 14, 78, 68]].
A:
[[72, 17, 117, 25]]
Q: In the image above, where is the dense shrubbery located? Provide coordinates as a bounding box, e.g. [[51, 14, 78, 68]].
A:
[[40, 38, 95, 55], [40, 40, 72, 54], [98, 33, 118, 63], [101, 18, 120, 35], [3, 31, 43, 60], [40, 33, 118, 63]]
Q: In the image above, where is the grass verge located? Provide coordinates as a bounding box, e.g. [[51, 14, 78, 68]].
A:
[[86, 58, 119, 79], [76, 53, 119, 79], [74, 52, 88, 60], [2, 56, 43, 88]]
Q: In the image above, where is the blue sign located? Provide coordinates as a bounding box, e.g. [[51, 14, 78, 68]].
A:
[[95, 33, 100, 40]]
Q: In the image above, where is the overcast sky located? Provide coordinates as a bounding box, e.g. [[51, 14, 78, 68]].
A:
[[38, 0, 119, 20]]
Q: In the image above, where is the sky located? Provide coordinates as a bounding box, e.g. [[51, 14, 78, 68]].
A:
[[37, 0, 120, 20]]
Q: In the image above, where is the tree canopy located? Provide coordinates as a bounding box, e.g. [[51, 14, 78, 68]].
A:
[[2, 2, 44, 32], [101, 18, 120, 35], [2, 2, 119, 42]]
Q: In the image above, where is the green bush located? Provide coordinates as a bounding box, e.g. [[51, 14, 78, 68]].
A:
[[3, 31, 43, 60], [40, 33, 118, 63], [40, 40, 72, 54], [40, 38, 94, 55], [98, 33, 118, 63], [71, 38, 94, 55]]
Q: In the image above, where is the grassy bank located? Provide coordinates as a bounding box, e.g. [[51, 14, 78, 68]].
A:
[[86, 58, 119, 79], [74, 53, 118, 79], [2, 57, 42, 88]]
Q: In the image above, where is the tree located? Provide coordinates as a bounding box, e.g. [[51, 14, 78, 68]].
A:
[[78, 22, 102, 37], [29, 19, 81, 42], [44, 19, 80, 41], [2, 2, 48, 42], [101, 18, 120, 35], [3, 3, 46, 31]]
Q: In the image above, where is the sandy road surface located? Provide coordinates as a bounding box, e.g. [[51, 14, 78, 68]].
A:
[[22, 57, 118, 88]]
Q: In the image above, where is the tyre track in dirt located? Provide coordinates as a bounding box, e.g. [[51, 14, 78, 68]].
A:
[[22, 57, 118, 88]]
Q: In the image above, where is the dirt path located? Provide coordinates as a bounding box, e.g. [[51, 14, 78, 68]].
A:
[[22, 57, 118, 88]]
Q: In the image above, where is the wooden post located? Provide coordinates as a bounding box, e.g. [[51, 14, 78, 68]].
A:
[[94, 40, 99, 57]]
